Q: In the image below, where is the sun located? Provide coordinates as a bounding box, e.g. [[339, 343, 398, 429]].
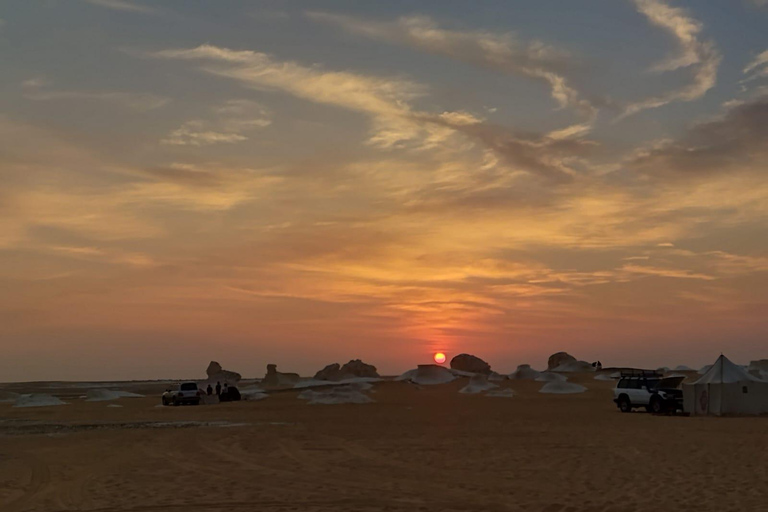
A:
[[433, 352, 446, 364]]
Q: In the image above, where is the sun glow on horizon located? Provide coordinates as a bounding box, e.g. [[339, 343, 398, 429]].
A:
[[434, 352, 447, 364]]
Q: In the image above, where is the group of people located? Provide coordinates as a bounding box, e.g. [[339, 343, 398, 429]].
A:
[[206, 381, 229, 396], [205, 381, 241, 402]]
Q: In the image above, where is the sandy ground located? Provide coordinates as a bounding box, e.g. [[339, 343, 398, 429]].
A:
[[1, 375, 766, 512]]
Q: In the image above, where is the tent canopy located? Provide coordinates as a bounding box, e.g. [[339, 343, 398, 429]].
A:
[[691, 355, 762, 385]]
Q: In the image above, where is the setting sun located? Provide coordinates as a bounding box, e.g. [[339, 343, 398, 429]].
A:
[[433, 352, 447, 364]]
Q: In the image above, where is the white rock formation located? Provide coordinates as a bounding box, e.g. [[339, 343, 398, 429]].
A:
[[450, 354, 491, 374], [397, 365, 456, 385], [14, 394, 67, 408], [488, 371, 507, 382], [539, 381, 587, 394], [547, 352, 576, 370], [261, 364, 300, 389], [85, 389, 144, 402], [509, 364, 541, 380], [297, 386, 374, 405], [313, 359, 379, 381], [205, 361, 242, 385], [459, 374, 498, 394], [535, 372, 567, 382]]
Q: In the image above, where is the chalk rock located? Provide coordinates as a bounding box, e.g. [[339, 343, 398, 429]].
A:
[[488, 371, 507, 382], [535, 372, 567, 382], [206, 361, 241, 384], [547, 352, 577, 371], [314, 360, 379, 381], [397, 365, 456, 385], [262, 364, 300, 389], [450, 353, 491, 375], [314, 363, 342, 381], [539, 381, 587, 394], [509, 364, 541, 380], [459, 374, 498, 394]]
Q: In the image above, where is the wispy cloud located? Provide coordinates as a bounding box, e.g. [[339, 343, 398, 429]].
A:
[[145, 44, 593, 181], [623, 0, 720, 117], [146, 44, 444, 150], [743, 49, 768, 82], [22, 78, 169, 111], [162, 100, 271, 146], [84, 0, 156, 15], [306, 12, 597, 125]]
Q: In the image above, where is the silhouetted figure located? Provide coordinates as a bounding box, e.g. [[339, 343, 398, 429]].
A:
[[206, 384, 213, 396], [215, 381, 221, 396]]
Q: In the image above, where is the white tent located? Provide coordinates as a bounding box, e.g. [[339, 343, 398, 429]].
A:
[[683, 355, 768, 416]]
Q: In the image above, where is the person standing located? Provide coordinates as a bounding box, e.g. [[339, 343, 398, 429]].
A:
[[215, 381, 221, 396], [206, 383, 213, 396]]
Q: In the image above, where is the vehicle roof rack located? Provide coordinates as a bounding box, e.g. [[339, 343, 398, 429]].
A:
[[620, 369, 663, 378]]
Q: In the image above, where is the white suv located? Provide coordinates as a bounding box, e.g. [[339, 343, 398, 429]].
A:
[[613, 371, 684, 414], [161, 382, 202, 406]]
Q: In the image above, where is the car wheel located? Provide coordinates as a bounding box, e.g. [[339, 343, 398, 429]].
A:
[[618, 395, 632, 413], [650, 396, 665, 414]]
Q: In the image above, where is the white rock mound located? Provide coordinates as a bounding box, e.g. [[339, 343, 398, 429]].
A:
[[674, 365, 694, 371], [85, 389, 144, 402], [459, 374, 498, 394], [297, 386, 374, 405], [397, 365, 456, 385], [539, 381, 587, 394], [593, 373, 616, 381], [509, 364, 541, 380], [488, 371, 507, 382], [535, 372, 567, 382], [14, 394, 67, 408]]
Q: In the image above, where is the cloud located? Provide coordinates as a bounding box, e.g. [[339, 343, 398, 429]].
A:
[[161, 100, 271, 146], [145, 44, 591, 180], [84, 0, 156, 14], [306, 12, 597, 122], [22, 79, 169, 111], [628, 93, 768, 176], [623, 0, 720, 117], [621, 263, 715, 280], [743, 49, 768, 82], [147, 44, 443, 149]]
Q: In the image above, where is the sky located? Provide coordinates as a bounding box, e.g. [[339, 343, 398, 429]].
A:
[[1, 0, 767, 382]]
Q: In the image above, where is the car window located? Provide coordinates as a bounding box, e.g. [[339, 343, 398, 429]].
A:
[[617, 379, 628, 389], [629, 380, 642, 389], [180, 383, 198, 391]]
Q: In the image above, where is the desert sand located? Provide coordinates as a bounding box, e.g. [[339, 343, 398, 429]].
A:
[[1, 374, 767, 512]]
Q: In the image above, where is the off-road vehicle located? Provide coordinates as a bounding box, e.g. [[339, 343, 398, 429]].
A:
[[613, 370, 684, 413]]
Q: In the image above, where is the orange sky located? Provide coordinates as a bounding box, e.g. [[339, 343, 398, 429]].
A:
[[1, 0, 767, 381]]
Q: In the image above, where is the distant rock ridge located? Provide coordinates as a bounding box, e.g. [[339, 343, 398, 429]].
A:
[[450, 353, 491, 375]]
